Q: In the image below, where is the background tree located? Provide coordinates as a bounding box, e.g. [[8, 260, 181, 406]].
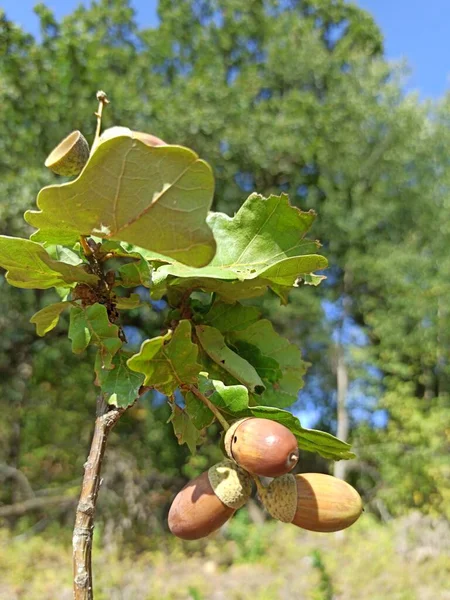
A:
[[0, 0, 448, 538]]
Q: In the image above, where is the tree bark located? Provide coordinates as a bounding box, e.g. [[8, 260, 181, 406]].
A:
[[333, 343, 349, 481], [72, 400, 124, 600]]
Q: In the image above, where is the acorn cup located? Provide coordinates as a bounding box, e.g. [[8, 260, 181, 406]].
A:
[[225, 417, 299, 477], [44, 130, 90, 176], [168, 459, 252, 540], [259, 472, 363, 532]]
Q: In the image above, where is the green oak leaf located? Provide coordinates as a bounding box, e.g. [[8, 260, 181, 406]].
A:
[[155, 276, 270, 304], [205, 377, 250, 416], [30, 301, 73, 336], [95, 351, 145, 407], [117, 258, 151, 288], [249, 406, 355, 460], [227, 320, 306, 408], [127, 320, 201, 395], [169, 404, 202, 454], [195, 325, 265, 394], [25, 135, 216, 267], [184, 374, 250, 429], [184, 392, 215, 430], [115, 293, 142, 310], [68, 303, 122, 367], [46, 245, 83, 265], [202, 301, 261, 332], [143, 193, 327, 301], [0, 236, 98, 289], [229, 340, 282, 383]]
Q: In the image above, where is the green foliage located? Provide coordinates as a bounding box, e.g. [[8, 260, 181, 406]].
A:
[[0, 0, 448, 535], [26, 133, 216, 267], [0, 236, 98, 288]]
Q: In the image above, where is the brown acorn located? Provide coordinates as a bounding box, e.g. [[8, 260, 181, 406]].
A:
[[168, 459, 252, 540], [44, 130, 90, 176], [260, 472, 363, 533], [225, 418, 299, 477]]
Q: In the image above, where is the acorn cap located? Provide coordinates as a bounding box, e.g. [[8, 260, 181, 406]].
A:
[[260, 473, 297, 523], [208, 459, 252, 510], [44, 130, 90, 177]]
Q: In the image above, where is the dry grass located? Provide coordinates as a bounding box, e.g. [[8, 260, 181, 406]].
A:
[[0, 512, 448, 599]]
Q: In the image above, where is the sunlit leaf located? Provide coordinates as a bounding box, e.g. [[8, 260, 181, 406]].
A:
[[144, 193, 327, 301], [127, 320, 201, 395], [68, 303, 122, 367], [195, 325, 265, 394], [227, 319, 306, 408], [95, 351, 144, 407], [25, 135, 216, 267], [30, 301, 73, 336], [0, 236, 98, 289]]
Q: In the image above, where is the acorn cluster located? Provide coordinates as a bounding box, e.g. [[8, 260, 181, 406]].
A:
[[168, 418, 363, 540]]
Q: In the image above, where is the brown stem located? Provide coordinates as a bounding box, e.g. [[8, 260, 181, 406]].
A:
[[72, 398, 125, 600], [72, 385, 150, 599]]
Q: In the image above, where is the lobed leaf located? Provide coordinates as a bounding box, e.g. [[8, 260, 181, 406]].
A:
[[25, 135, 216, 267], [145, 193, 327, 302], [127, 320, 201, 395], [169, 404, 202, 454], [0, 236, 98, 289], [68, 303, 122, 367], [30, 301, 73, 336], [195, 325, 265, 394], [95, 351, 145, 407]]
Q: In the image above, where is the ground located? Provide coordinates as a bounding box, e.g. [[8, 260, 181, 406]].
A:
[[0, 512, 449, 599]]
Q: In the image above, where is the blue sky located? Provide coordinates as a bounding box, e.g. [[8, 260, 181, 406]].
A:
[[1, 0, 448, 99]]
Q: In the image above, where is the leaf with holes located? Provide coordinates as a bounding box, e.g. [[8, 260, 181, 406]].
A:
[[25, 134, 216, 267], [127, 320, 201, 395], [0, 236, 98, 289]]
